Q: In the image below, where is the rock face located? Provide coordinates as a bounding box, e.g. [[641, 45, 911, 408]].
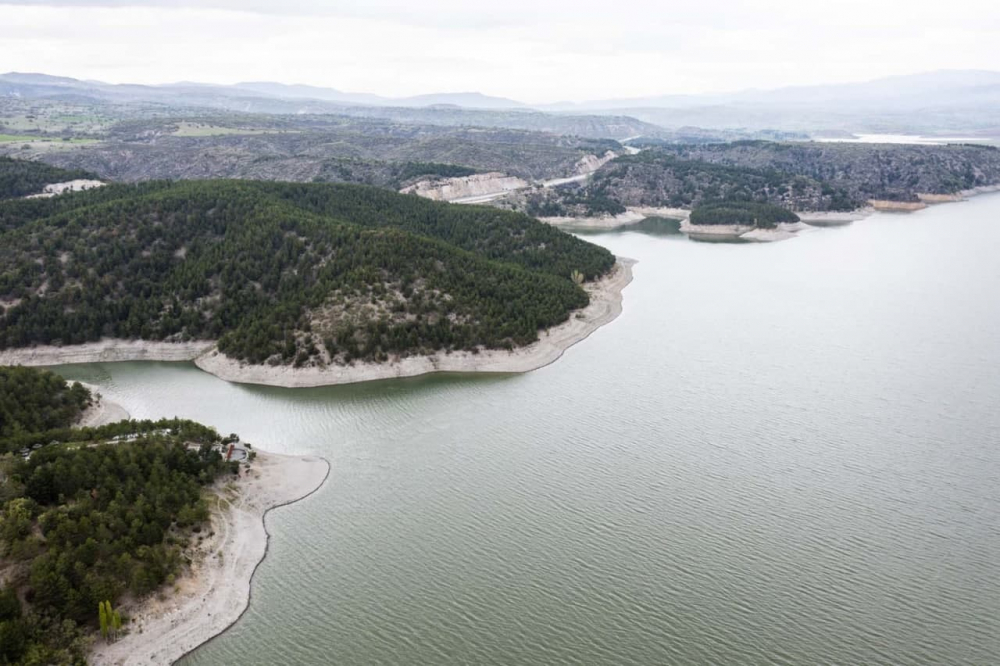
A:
[[401, 172, 529, 202], [574, 151, 617, 175]]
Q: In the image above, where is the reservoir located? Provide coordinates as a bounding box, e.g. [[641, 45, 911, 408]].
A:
[[57, 194, 1000, 665]]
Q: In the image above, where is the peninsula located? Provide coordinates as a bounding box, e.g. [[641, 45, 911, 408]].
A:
[[0, 168, 633, 387], [0, 367, 328, 664]]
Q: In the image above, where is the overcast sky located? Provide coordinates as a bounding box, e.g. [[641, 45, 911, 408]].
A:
[[2, 0, 998, 103]]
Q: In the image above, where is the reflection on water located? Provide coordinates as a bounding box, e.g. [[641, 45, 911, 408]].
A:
[[573, 216, 684, 238]]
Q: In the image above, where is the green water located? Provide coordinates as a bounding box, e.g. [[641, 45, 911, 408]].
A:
[[57, 194, 1000, 665]]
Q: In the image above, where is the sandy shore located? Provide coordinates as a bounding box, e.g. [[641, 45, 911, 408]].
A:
[[195, 258, 636, 387], [75, 382, 130, 427], [540, 183, 1000, 239], [868, 199, 928, 212], [798, 209, 874, 226], [543, 206, 688, 231], [0, 260, 634, 388], [89, 451, 330, 666], [0, 340, 215, 367], [25, 179, 105, 198], [678, 220, 810, 243]]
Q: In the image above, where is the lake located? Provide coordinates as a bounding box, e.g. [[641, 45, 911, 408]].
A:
[[56, 194, 1000, 665]]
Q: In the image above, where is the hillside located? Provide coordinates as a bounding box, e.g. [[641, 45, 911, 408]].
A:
[[518, 141, 1000, 216], [14, 120, 621, 184], [658, 142, 1000, 202], [0, 174, 614, 368]]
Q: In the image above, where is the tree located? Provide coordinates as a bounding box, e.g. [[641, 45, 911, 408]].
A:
[[99, 601, 108, 640]]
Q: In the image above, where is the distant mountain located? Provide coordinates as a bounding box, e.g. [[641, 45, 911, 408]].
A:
[[548, 70, 1000, 135], [0, 72, 526, 111], [395, 92, 525, 109], [233, 81, 388, 106], [0, 72, 85, 87], [0, 72, 660, 139], [554, 70, 1000, 111], [233, 82, 525, 109], [5, 70, 995, 136]]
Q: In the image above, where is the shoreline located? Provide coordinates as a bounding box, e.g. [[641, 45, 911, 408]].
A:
[[89, 451, 330, 666], [75, 382, 130, 427], [195, 257, 635, 387], [543, 206, 689, 231], [539, 183, 1000, 240], [0, 340, 216, 367], [0, 259, 635, 388], [679, 220, 809, 243]]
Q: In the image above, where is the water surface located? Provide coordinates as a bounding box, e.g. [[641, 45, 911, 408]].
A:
[[58, 194, 1000, 665]]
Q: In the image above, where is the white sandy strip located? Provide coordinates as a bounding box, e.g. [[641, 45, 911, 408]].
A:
[[89, 452, 330, 666], [797, 209, 874, 225], [75, 382, 130, 427], [544, 184, 1000, 236], [0, 260, 634, 388], [0, 340, 215, 367], [542, 206, 689, 231], [25, 179, 105, 199], [677, 221, 814, 243], [195, 258, 636, 387]]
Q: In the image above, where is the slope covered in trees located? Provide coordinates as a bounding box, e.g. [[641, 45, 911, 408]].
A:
[[0, 367, 238, 664], [0, 157, 97, 200], [513, 141, 1000, 217], [574, 151, 855, 212], [0, 175, 615, 367], [0, 366, 91, 437], [635, 142, 1000, 204], [689, 202, 801, 228]]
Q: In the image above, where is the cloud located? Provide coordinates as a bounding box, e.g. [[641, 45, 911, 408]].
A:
[[1, 1, 998, 102]]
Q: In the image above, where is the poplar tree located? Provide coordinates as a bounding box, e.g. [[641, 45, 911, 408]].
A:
[[99, 601, 108, 639]]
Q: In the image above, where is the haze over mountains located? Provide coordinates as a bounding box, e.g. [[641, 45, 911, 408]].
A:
[[2, 69, 999, 135]]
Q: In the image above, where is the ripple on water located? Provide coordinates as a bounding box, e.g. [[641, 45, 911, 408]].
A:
[[57, 194, 1000, 665]]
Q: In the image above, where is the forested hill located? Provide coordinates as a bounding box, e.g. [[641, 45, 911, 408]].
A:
[[0, 156, 96, 199], [0, 177, 615, 367], [515, 141, 1000, 216]]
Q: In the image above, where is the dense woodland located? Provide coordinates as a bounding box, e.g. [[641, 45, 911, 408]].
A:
[[0, 366, 91, 438], [689, 201, 801, 228], [0, 367, 238, 664], [0, 158, 96, 200], [0, 168, 614, 367]]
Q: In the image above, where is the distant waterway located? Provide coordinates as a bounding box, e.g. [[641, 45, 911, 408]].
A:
[[57, 193, 1000, 665]]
